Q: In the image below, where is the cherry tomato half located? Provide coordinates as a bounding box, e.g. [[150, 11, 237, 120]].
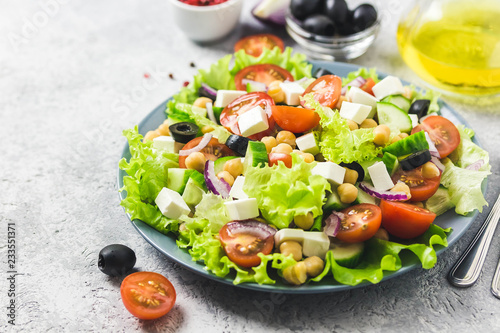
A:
[[392, 165, 441, 202], [268, 152, 292, 168], [411, 115, 460, 158], [302, 75, 342, 108], [234, 64, 294, 91], [220, 92, 276, 140], [336, 204, 382, 243], [120, 271, 176, 320], [380, 200, 436, 239], [270, 105, 320, 133], [234, 34, 285, 57], [360, 78, 376, 96], [219, 221, 275, 268], [178, 137, 236, 168]]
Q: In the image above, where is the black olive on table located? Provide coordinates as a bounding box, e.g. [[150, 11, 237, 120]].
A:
[[303, 15, 336, 36], [352, 4, 378, 32], [169, 122, 199, 144], [290, 0, 323, 21], [98, 244, 136, 277]]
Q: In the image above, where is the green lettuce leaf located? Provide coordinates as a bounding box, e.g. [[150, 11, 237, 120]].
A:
[[179, 192, 231, 233], [341, 67, 380, 86], [408, 85, 441, 114], [243, 154, 331, 229], [449, 126, 491, 172], [119, 127, 180, 234]]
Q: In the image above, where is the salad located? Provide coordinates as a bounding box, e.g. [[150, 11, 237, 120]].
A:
[[119, 45, 491, 287]]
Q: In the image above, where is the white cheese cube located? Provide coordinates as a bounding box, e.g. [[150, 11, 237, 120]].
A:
[[409, 114, 419, 128], [237, 105, 269, 137], [372, 76, 405, 100], [153, 136, 175, 153], [346, 86, 378, 119], [302, 232, 330, 259], [280, 82, 305, 106], [312, 161, 346, 187], [214, 90, 247, 108], [224, 198, 259, 221], [274, 228, 305, 247], [339, 101, 372, 124], [295, 132, 320, 155], [229, 176, 248, 199], [367, 161, 394, 191], [155, 187, 191, 219]]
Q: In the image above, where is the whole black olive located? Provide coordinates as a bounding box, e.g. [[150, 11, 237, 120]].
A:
[[98, 244, 136, 276], [303, 15, 336, 36], [352, 4, 377, 32], [169, 122, 199, 144], [290, 0, 323, 21], [324, 0, 349, 27]]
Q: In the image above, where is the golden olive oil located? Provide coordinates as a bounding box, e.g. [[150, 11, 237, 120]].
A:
[[397, 0, 500, 96]]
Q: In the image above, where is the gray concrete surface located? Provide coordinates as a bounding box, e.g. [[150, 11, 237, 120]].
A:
[[1, 0, 499, 332]]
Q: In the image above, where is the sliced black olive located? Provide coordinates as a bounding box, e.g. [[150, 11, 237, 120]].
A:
[[408, 99, 431, 119], [98, 244, 136, 277], [313, 67, 334, 78], [290, 0, 323, 20], [303, 15, 336, 36], [400, 150, 432, 171], [225, 134, 252, 156], [325, 0, 350, 27], [169, 122, 199, 144], [352, 4, 377, 32], [339, 161, 365, 182]]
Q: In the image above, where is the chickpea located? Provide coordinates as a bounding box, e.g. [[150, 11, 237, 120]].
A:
[[223, 158, 243, 178], [276, 131, 296, 148], [403, 86, 413, 100], [267, 80, 285, 104], [301, 152, 315, 163], [271, 143, 293, 154], [143, 130, 161, 142], [338, 183, 358, 204], [391, 181, 411, 200], [336, 95, 349, 109], [343, 168, 359, 185], [193, 97, 213, 108], [373, 124, 391, 146], [201, 125, 214, 134], [283, 262, 308, 285], [185, 152, 206, 173], [421, 161, 440, 179], [399, 133, 409, 139], [413, 201, 424, 208], [294, 212, 314, 230], [360, 118, 378, 129], [373, 228, 389, 241], [280, 241, 303, 261], [261, 136, 278, 153], [346, 119, 359, 131], [303, 256, 325, 278], [217, 171, 235, 186], [157, 123, 170, 136], [390, 135, 402, 144]]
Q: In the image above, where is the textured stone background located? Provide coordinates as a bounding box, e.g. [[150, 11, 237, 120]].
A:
[[1, 0, 499, 332]]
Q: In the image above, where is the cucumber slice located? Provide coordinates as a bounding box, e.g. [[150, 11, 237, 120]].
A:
[[382, 152, 399, 175], [331, 240, 365, 268], [323, 191, 349, 215], [243, 141, 269, 173], [167, 168, 196, 194], [377, 102, 412, 133], [382, 131, 429, 157], [214, 156, 239, 175], [425, 186, 454, 216], [382, 95, 411, 112], [354, 186, 377, 205], [188, 170, 207, 191], [182, 178, 205, 210]]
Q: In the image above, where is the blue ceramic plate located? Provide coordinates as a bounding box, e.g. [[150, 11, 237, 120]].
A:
[[117, 61, 487, 294]]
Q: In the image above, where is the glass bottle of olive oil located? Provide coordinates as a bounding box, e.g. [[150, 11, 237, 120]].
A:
[[397, 0, 500, 97]]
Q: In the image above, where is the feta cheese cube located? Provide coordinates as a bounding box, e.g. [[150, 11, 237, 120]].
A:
[[295, 132, 319, 155], [274, 228, 305, 247], [367, 161, 394, 191], [372, 76, 405, 100], [302, 232, 330, 258], [153, 136, 175, 153], [339, 101, 372, 124], [280, 82, 305, 105], [237, 105, 269, 137], [229, 176, 248, 199], [346, 86, 378, 119], [409, 114, 419, 128], [214, 90, 247, 108], [224, 198, 259, 221], [155, 187, 191, 219], [311, 161, 346, 187]]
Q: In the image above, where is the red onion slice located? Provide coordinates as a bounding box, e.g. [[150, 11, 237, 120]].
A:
[[424, 132, 441, 158], [359, 181, 409, 201], [199, 83, 217, 101], [225, 220, 277, 238], [341, 76, 367, 95], [206, 102, 218, 124], [324, 212, 343, 237], [204, 160, 231, 198], [179, 133, 212, 156], [242, 79, 267, 92], [466, 159, 485, 171], [430, 156, 446, 173]]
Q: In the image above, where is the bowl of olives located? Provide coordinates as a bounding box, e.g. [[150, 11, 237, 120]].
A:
[[285, 0, 380, 61]]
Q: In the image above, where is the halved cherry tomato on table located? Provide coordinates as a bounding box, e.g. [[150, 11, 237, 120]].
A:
[[120, 271, 176, 320], [218, 220, 275, 268], [392, 165, 441, 202], [220, 92, 275, 140], [301, 75, 342, 108], [411, 115, 460, 158], [269, 152, 292, 168], [234, 34, 285, 57], [336, 204, 382, 243], [178, 137, 236, 168], [380, 199, 436, 239], [360, 78, 376, 95], [234, 64, 294, 91], [271, 105, 320, 133]]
